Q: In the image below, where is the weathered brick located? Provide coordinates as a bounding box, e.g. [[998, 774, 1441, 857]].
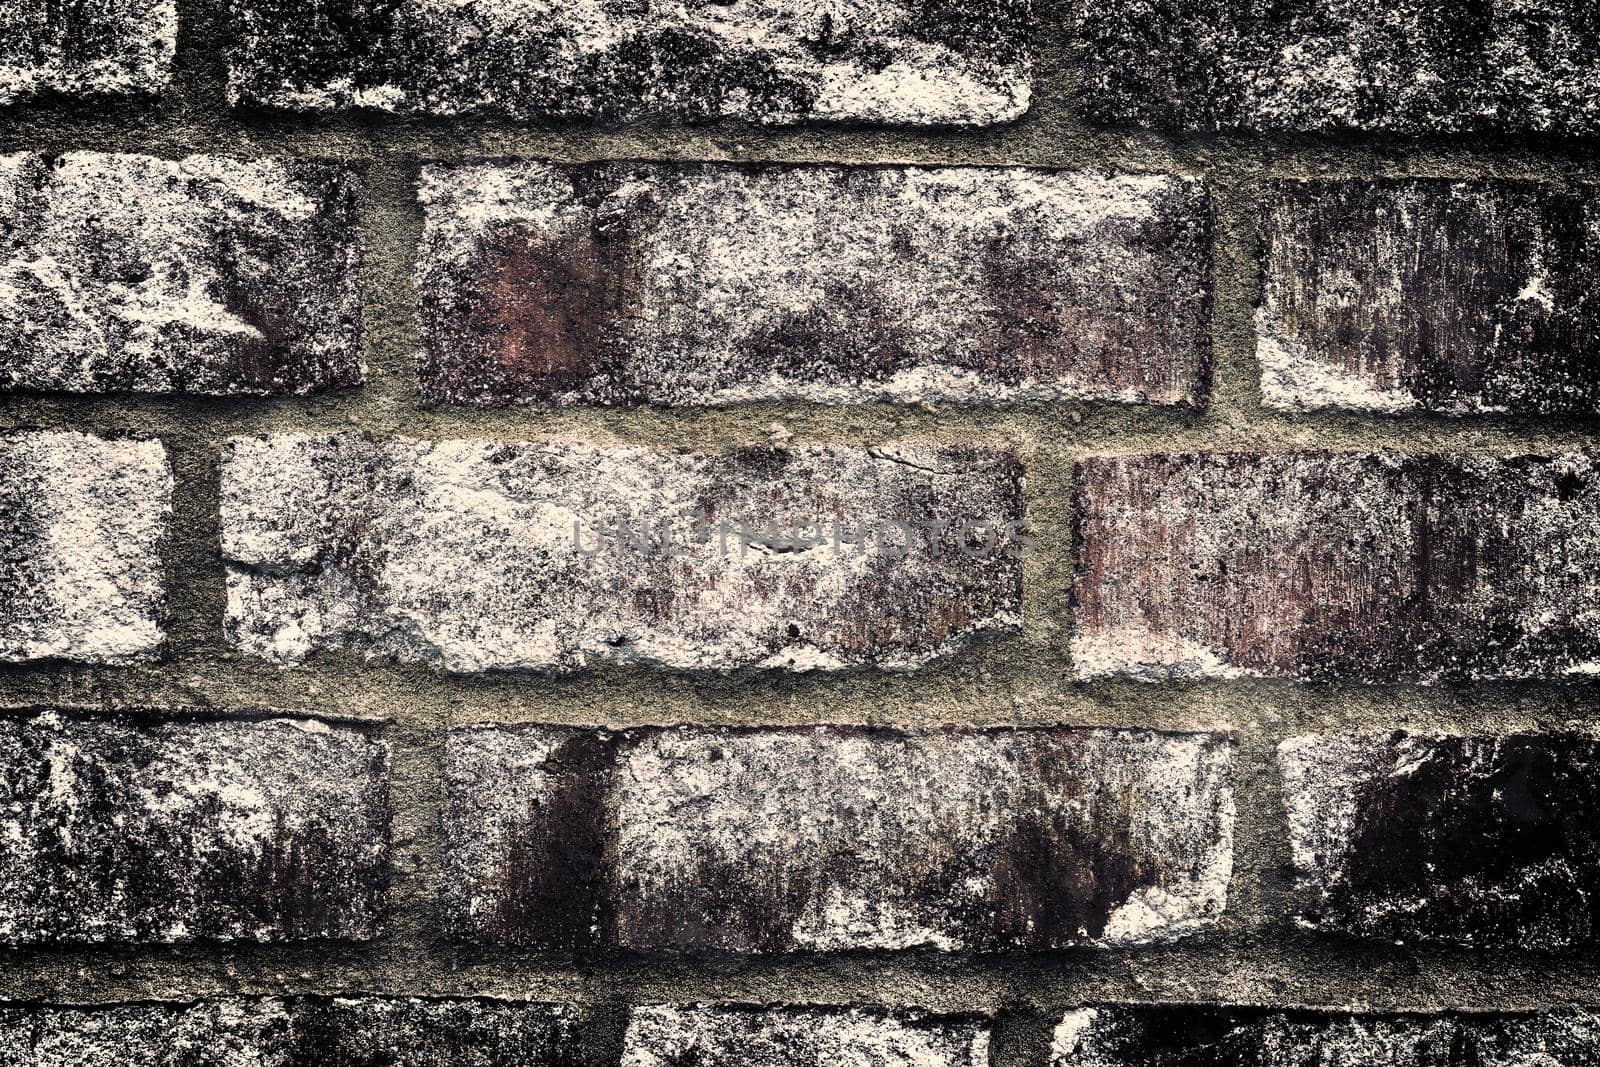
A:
[[222, 434, 1023, 673], [226, 0, 1030, 126], [1260, 180, 1600, 415], [0, 708, 389, 943], [1281, 731, 1600, 948], [1051, 1005, 1600, 1066], [623, 1005, 989, 1067], [1071, 451, 1600, 684], [0, 0, 174, 104], [416, 163, 1209, 407], [443, 724, 1234, 950], [0, 431, 169, 665], [0, 153, 363, 396], [0, 997, 580, 1065], [1079, 1, 1600, 135]]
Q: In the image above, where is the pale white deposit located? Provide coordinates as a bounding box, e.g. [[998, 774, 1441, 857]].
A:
[[622, 1005, 991, 1067], [0, 430, 169, 664], [221, 434, 1023, 673]]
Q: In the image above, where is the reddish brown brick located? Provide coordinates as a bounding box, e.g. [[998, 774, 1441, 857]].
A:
[[1071, 451, 1600, 683]]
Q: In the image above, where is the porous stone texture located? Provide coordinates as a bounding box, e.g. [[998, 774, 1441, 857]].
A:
[[1260, 180, 1600, 415], [416, 163, 1209, 407], [442, 725, 1234, 950], [0, 430, 170, 664], [225, 0, 1031, 126], [1050, 1005, 1600, 1066], [0, 0, 175, 104], [1078, 0, 1600, 135], [1071, 451, 1600, 684], [623, 1005, 990, 1067], [1281, 731, 1600, 949], [0, 996, 579, 1064], [0, 708, 390, 944], [0, 152, 364, 396], [222, 434, 1023, 673]]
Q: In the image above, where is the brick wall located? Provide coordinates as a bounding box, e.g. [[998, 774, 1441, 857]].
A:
[[1, 0, 1598, 1063]]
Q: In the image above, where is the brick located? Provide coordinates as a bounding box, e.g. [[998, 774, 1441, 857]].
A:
[[0, 997, 580, 1065], [1260, 180, 1600, 415], [0, 708, 389, 944], [442, 724, 1234, 950], [222, 434, 1023, 673], [416, 163, 1209, 407], [623, 1005, 989, 1067], [1281, 731, 1600, 948], [0, 431, 169, 665], [226, 0, 1030, 126], [0, 0, 174, 104], [1051, 1005, 1600, 1066], [1078, 1, 1600, 135], [1070, 451, 1600, 684], [0, 153, 363, 396]]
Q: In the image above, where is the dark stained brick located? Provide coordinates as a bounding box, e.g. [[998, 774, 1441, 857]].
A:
[[1051, 1005, 1600, 1066], [0, 0, 174, 104], [0, 997, 581, 1065], [1071, 451, 1600, 684], [443, 724, 1234, 951], [416, 162, 1210, 407], [1281, 731, 1600, 948], [1078, 1, 1600, 136], [226, 0, 1031, 126], [1260, 180, 1600, 415], [0, 153, 363, 397], [623, 1005, 990, 1067], [0, 708, 389, 944], [0, 430, 170, 665], [222, 434, 1024, 673]]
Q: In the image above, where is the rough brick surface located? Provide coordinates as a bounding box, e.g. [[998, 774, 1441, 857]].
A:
[[0, 431, 170, 665], [0, 0, 174, 104], [222, 434, 1023, 673], [0, 708, 389, 944], [0, 997, 579, 1064], [0, 153, 363, 396], [416, 163, 1209, 407], [1071, 451, 1600, 684], [623, 1005, 989, 1067], [442, 725, 1234, 950], [1078, 1, 1600, 135], [1051, 1006, 1600, 1066], [1260, 180, 1600, 415], [1281, 731, 1600, 948], [226, 0, 1031, 126]]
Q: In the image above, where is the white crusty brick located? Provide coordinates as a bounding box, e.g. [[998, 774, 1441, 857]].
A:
[[0, 430, 170, 664], [0, 0, 175, 104], [227, 0, 1030, 125], [0, 152, 364, 396], [1050, 1005, 1600, 1066], [0, 708, 390, 944], [221, 434, 1024, 673], [622, 1005, 991, 1067], [441, 725, 1235, 951], [415, 162, 1210, 407]]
